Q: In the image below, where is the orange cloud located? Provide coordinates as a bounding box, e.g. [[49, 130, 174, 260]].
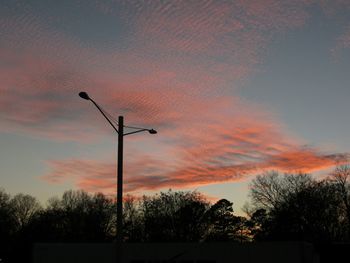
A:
[[43, 108, 349, 195], [2, 0, 349, 195], [263, 150, 349, 172], [43, 149, 348, 196], [0, 0, 316, 139]]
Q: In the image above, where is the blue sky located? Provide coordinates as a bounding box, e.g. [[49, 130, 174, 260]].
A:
[[1, 0, 350, 213]]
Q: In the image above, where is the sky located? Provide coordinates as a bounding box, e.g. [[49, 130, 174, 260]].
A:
[[1, 0, 350, 213]]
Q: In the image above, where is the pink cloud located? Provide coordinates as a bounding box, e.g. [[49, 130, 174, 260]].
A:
[[43, 101, 349, 195], [43, 148, 347, 196], [0, 0, 316, 139], [1, 0, 349, 194]]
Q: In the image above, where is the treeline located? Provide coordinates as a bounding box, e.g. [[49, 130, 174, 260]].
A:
[[247, 165, 350, 244], [0, 189, 245, 262], [1, 165, 350, 262]]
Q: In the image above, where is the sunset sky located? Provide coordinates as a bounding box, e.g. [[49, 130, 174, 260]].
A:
[[1, 0, 350, 213]]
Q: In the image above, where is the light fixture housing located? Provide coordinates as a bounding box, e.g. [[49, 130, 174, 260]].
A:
[[79, 91, 90, 100], [149, 129, 157, 134]]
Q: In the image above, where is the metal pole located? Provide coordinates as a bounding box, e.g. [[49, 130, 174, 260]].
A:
[[117, 115, 124, 243]]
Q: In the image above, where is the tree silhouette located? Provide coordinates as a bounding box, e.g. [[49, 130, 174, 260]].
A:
[[56, 190, 116, 241], [330, 165, 350, 240], [10, 193, 41, 230], [0, 189, 16, 262], [249, 171, 312, 210], [123, 195, 144, 242], [246, 208, 268, 241], [3, 168, 350, 263], [205, 199, 246, 242], [140, 190, 210, 242], [247, 170, 348, 243]]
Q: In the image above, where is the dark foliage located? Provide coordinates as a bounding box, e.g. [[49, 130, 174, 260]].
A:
[[2, 165, 350, 262], [246, 167, 350, 244], [0, 188, 245, 262], [140, 190, 210, 242]]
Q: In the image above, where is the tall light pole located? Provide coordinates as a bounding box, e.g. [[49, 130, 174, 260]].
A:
[[78, 91, 157, 243]]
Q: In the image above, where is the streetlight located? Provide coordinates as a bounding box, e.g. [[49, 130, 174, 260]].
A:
[[78, 91, 157, 243]]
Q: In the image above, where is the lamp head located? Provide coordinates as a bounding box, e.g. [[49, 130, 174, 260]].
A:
[[149, 129, 157, 134], [79, 91, 90, 100]]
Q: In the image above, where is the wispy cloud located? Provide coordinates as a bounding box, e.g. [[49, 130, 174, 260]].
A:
[[1, 0, 348, 193], [0, 0, 314, 138], [43, 149, 348, 196], [42, 94, 349, 194]]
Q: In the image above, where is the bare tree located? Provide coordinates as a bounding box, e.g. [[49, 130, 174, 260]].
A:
[[249, 171, 312, 210], [123, 195, 143, 241], [248, 171, 347, 242], [10, 193, 41, 229], [330, 165, 350, 238]]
